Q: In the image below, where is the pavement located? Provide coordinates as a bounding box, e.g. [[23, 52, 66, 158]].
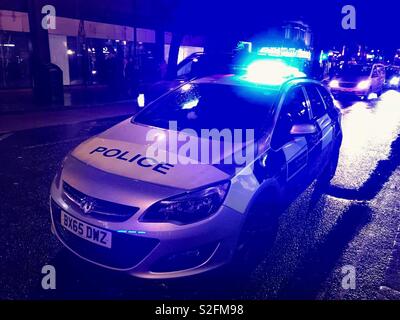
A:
[[0, 101, 138, 134], [1, 89, 400, 300], [380, 225, 400, 299], [0, 85, 138, 134], [0, 85, 134, 114]]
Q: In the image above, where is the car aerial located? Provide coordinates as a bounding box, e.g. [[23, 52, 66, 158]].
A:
[[385, 65, 400, 90], [50, 60, 342, 279], [137, 52, 235, 107], [328, 63, 386, 99]]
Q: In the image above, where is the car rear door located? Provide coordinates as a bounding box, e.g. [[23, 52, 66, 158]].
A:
[[304, 84, 334, 176]]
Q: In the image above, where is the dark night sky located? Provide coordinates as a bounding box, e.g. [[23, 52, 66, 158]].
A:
[[1, 0, 399, 51], [169, 0, 399, 52]]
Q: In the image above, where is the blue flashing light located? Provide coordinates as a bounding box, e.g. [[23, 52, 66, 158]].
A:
[[258, 47, 311, 60], [243, 59, 306, 85], [117, 229, 147, 235], [319, 50, 328, 63], [237, 41, 253, 53]]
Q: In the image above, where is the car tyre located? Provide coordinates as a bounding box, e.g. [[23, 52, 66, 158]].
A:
[[229, 188, 282, 277], [316, 147, 340, 190]]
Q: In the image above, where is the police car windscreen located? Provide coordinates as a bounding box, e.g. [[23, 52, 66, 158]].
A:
[[134, 83, 276, 138]]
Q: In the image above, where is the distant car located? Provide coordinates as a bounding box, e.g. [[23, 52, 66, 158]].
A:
[[50, 73, 342, 279], [328, 63, 386, 99], [385, 65, 400, 89], [138, 52, 235, 106]]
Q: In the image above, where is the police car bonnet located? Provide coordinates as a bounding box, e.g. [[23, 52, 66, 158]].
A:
[[70, 121, 232, 189]]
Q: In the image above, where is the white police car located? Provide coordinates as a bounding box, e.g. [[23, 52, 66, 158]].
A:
[[50, 60, 342, 278]]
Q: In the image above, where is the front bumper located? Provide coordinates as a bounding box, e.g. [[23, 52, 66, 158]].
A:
[[330, 87, 369, 97], [50, 180, 243, 279]]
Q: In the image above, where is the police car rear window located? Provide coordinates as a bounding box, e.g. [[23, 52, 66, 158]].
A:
[[134, 83, 277, 138]]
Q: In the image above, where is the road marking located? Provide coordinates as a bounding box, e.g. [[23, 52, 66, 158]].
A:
[[0, 132, 13, 141]]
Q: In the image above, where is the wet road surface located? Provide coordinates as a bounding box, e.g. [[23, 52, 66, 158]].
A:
[[1, 90, 400, 300]]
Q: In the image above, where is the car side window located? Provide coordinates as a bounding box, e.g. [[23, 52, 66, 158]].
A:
[[305, 85, 326, 119], [272, 86, 309, 148], [318, 86, 340, 122], [281, 86, 310, 123], [177, 60, 193, 78], [372, 67, 379, 78], [317, 86, 335, 110]]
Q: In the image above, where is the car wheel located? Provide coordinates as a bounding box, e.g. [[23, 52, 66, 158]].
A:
[[230, 188, 282, 276], [316, 148, 340, 190]]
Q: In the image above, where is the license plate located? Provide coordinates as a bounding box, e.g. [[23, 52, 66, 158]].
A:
[[61, 211, 112, 248]]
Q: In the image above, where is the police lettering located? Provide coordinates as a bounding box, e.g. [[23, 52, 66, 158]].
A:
[[90, 146, 174, 175]]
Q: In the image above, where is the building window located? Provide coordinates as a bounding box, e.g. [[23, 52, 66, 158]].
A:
[[64, 37, 161, 86], [0, 31, 32, 89]]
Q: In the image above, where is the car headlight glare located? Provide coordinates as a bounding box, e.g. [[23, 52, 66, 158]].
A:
[[390, 76, 400, 86], [329, 80, 339, 88], [357, 79, 371, 90], [137, 93, 145, 107], [141, 181, 230, 225]]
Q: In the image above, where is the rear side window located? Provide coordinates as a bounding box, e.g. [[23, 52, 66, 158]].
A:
[[318, 86, 339, 121], [317, 86, 335, 110], [305, 85, 326, 119]]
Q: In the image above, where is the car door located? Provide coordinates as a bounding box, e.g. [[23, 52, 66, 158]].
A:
[[270, 85, 313, 189], [304, 84, 333, 176]]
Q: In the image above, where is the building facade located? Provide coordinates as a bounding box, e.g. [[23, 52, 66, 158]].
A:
[[0, 1, 205, 89]]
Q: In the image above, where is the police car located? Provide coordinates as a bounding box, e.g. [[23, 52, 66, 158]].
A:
[[50, 59, 342, 278]]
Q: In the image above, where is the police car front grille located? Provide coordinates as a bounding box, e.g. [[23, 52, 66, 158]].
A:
[[51, 200, 159, 269], [62, 182, 139, 222]]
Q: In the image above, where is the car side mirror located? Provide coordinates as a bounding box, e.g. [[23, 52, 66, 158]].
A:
[[290, 123, 317, 135]]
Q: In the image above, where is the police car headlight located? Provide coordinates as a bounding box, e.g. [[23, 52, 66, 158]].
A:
[[141, 181, 230, 225]]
